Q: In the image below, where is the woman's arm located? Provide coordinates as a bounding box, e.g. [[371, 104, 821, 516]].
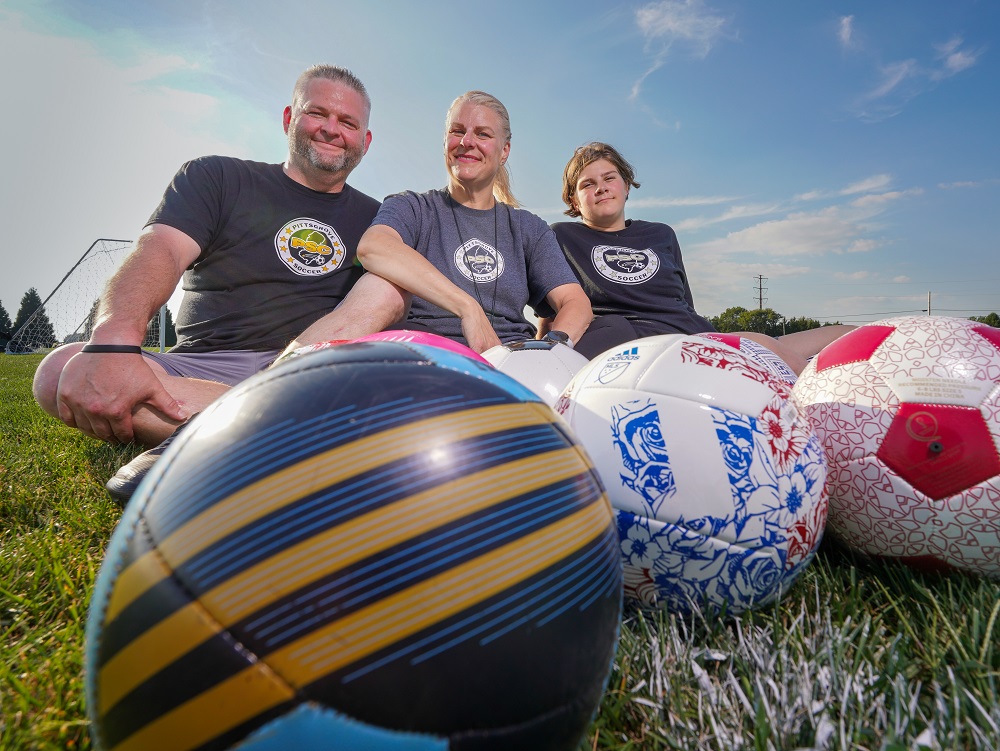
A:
[[541, 283, 593, 346], [357, 224, 501, 352]]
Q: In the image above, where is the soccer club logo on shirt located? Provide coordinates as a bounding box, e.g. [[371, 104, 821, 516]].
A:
[[455, 238, 505, 283], [275, 218, 348, 276], [592, 244, 659, 285]]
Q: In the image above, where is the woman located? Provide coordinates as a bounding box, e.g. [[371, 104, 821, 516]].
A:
[[547, 142, 851, 370], [356, 92, 591, 353]]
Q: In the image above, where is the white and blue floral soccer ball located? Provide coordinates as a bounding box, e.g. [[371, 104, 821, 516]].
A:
[[556, 334, 828, 614]]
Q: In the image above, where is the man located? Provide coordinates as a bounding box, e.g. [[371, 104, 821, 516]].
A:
[[33, 64, 408, 501]]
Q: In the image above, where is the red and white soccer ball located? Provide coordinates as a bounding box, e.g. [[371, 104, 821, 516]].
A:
[[484, 340, 591, 407], [557, 334, 828, 614], [793, 315, 1000, 578]]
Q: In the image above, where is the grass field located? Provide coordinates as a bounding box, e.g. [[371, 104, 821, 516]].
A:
[[1, 352, 998, 750]]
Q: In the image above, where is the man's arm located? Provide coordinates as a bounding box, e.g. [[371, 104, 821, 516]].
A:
[[55, 224, 199, 442], [280, 272, 411, 356]]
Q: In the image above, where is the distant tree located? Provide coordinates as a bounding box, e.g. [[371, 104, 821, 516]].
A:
[[145, 306, 177, 348], [164, 306, 177, 347], [783, 316, 826, 334], [0, 299, 12, 347], [11, 287, 57, 350], [970, 313, 1000, 328], [63, 298, 101, 343], [710, 306, 750, 333], [83, 298, 101, 341], [739, 308, 785, 336], [710, 307, 837, 336]]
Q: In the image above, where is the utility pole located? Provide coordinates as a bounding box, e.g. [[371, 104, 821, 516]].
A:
[[754, 275, 768, 310], [927, 291, 931, 316]]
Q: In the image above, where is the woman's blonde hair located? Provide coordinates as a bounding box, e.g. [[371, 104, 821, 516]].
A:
[[561, 142, 640, 217], [445, 91, 519, 207]]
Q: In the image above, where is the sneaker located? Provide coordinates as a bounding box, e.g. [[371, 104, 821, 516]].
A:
[[105, 419, 192, 505]]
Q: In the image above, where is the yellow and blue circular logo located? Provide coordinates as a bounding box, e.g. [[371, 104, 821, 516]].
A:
[[275, 218, 346, 276]]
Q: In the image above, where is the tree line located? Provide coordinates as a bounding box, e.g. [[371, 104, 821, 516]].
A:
[[709, 306, 1000, 335], [1, 294, 998, 352], [0, 289, 176, 352]]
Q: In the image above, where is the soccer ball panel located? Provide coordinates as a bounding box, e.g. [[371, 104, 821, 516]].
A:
[[567, 335, 786, 418], [483, 341, 590, 407]]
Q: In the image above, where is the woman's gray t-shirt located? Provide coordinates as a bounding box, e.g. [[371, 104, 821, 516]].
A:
[[372, 188, 579, 343]]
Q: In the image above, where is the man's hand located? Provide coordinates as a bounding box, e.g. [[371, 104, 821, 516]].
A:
[[56, 352, 188, 444]]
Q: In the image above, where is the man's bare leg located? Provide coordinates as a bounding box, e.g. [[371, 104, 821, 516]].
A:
[[34, 343, 230, 447]]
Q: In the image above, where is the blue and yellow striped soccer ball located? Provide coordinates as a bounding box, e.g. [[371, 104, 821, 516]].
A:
[[85, 341, 623, 751]]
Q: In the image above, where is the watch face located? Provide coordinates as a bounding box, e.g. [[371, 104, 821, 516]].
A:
[[508, 339, 557, 351], [545, 331, 570, 344]]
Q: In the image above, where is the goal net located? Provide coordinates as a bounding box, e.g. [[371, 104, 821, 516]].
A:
[[5, 238, 172, 354]]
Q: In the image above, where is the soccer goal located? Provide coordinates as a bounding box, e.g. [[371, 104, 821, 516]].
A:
[[5, 238, 172, 354]]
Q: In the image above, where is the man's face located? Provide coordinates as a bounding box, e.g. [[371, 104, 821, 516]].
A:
[[284, 78, 371, 178]]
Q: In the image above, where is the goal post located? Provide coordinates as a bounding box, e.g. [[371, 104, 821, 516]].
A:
[[5, 238, 173, 355]]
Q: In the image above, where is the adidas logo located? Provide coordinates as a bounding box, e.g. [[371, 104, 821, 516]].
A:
[[608, 346, 640, 362]]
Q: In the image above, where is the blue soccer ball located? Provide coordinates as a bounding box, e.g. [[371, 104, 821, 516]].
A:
[[86, 341, 622, 751]]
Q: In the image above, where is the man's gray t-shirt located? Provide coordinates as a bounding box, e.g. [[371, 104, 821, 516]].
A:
[[372, 189, 579, 343]]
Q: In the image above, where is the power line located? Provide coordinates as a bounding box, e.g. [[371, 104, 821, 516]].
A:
[[754, 275, 767, 310]]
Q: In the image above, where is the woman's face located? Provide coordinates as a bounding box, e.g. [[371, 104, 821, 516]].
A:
[[573, 158, 629, 230], [444, 103, 510, 189]]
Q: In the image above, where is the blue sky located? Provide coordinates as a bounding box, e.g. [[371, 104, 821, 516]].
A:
[[2, 0, 998, 327]]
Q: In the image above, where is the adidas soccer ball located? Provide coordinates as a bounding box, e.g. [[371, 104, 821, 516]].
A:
[[792, 315, 1000, 578], [86, 341, 622, 751], [696, 332, 798, 385], [483, 340, 591, 406], [556, 335, 827, 614]]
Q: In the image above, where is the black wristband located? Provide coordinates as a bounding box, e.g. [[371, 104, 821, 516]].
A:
[[80, 344, 144, 354]]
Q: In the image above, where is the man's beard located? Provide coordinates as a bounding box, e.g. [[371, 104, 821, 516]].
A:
[[290, 130, 364, 175]]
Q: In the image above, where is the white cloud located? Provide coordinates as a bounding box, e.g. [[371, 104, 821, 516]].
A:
[[629, 194, 741, 209], [931, 37, 981, 80], [867, 59, 919, 100], [834, 270, 872, 281], [694, 207, 871, 258], [851, 36, 981, 121], [838, 16, 855, 49], [840, 174, 893, 195], [674, 202, 784, 232], [635, 0, 729, 53], [938, 179, 999, 189], [794, 189, 824, 202], [689, 184, 918, 261], [631, 0, 731, 100], [849, 188, 923, 209], [0, 6, 277, 314], [846, 238, 879, 253], [796, 174, 892, 202]]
